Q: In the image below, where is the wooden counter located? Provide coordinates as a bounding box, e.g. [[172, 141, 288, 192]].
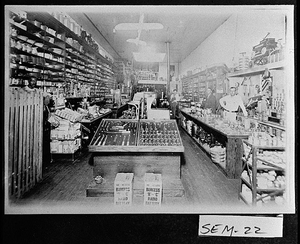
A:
[[86, 119, 185, 199], [180, 110, 249, 179]]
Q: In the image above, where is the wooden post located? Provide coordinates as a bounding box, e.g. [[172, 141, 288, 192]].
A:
[[226, 138, 244, 179], [166, 42, 170, 96]]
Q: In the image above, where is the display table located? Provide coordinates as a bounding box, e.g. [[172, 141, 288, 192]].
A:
[[180, 110, 250, 179], [86, 119, 185, 199]]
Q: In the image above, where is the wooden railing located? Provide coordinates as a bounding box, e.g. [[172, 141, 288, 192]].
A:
[[8, 87, 44, 198]]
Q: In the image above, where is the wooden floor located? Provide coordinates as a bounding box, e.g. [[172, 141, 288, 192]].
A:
[[8, 127, 245, 212]]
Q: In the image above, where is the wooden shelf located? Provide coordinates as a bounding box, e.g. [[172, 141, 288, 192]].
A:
[[9, 10, 116, 92], [242, 139, 285, 150], [240, 139, 286, 206], [257, 120, 285, 131], [228, 60, 285, 77], [243, 158, 284, 171], [256, 187, 285, 194]]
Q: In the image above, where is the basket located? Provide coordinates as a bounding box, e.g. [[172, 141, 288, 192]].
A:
[[210, 146, 226, 167]]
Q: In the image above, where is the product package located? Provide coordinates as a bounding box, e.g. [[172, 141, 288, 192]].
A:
[[114, 173, 134, 206], [144, 173, 162, 206]]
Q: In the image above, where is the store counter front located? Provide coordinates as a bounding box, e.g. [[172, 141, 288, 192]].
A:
[[87, 119, 185, 198], [180, 109, 250, 179]]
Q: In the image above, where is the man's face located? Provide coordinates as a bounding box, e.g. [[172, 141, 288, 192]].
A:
[[29, 78, 37, 88], [230, 87, 236, 96]]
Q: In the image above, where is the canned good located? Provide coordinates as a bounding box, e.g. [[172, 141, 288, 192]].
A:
[[58, 13, 64, 23], [70, 20, 75, 32], [63, 16, 70, 28]]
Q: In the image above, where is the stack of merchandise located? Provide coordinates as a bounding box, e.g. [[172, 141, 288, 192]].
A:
[[238, 52, 250, 70], [248, 131, 285, 147], [210, 146, 226, 168], [119, 108, 137, 119], [99, 107, 111, 114], [87, 105, 99, 118], [50, 119, 81, 154], [55, 108, 84, 122]]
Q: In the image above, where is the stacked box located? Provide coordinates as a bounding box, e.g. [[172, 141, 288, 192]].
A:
[[50, 138, 81, 153], [114, 173, 134, 206], [144, 173, 162, 206]]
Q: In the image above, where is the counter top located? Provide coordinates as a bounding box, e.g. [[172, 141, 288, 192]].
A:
[[180, 110, 250, 138]]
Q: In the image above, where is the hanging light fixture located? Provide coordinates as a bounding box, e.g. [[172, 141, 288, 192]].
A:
[[126, 29, 147, 46], [114, 13, 163, 46]]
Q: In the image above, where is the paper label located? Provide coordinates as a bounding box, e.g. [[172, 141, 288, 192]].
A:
[[199, 215, 283, 237]]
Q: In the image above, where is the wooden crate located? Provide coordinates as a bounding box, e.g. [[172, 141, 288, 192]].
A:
[[8, 88, 44, 198]]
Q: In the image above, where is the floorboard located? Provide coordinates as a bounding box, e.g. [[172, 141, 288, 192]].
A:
[[9, 127, 245, 210]]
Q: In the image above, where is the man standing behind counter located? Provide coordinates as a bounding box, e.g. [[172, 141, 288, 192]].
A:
[[219, 86, 248, 122], [170, 89, 180, 119], [202, 87, 217, 113]]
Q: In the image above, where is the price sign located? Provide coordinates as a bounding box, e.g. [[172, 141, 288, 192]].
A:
[[199, 215, 283, 237]]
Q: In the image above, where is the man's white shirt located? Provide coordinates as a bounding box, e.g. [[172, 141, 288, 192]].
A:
[[219, 94, 247, 116]]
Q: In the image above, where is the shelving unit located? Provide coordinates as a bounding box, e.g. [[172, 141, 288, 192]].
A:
[[240, 139, 285, 206], [9, 10, 116, 100], [181, 64, 228, 102]]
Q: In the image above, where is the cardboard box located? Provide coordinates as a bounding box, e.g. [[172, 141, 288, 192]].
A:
[[144, 173, 162, 206], [114, 173, 134, 206]]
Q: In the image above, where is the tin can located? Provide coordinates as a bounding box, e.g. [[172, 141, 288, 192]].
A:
[[58, 13, 64, 23], [74, 23, 80, 35], [63, 15, 70, 28], [69, 20, 75, 32]]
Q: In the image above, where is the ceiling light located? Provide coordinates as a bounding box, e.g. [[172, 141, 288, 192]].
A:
[[133, 52, 166, 62]]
